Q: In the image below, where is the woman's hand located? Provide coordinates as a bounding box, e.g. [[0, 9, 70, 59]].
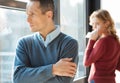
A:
[[89, 30, 99, 40]]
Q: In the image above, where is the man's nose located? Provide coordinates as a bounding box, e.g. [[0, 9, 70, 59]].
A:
[[27, 16, 32, 23]]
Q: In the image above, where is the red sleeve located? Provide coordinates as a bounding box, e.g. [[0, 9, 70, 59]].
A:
[[83, 39, 106, 67], [116, 55, 120, 71]]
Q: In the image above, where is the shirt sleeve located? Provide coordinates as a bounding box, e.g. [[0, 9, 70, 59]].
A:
[[13, 37, 78, 83], [53, 38, 79, 83], [13, 38, 55, 83], [83, 39, 106, 67], [116, 55, 120, 71]]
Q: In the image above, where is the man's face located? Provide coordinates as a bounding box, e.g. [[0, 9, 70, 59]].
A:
[[26, 1, 48, 32]]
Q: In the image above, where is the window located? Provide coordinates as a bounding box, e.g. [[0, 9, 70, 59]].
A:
[[0, 0, 87, 82], [101, 0, 120, 83], [0, 8, 31, 83], [101, 0, 120, 37], [60, 0, 86, 79]]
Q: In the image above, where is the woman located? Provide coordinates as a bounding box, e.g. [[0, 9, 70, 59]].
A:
[[83, 9, 120, 83]]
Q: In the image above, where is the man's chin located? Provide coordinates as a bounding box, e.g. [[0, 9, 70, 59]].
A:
[[30, 29, 37, 32]]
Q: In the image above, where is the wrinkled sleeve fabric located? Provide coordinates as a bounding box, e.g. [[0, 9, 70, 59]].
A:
[[50, 39, 79, 83], [116, 55, 120, 71], [13, 38, 78, 83], [13, 38, 55, 83], [83, 39, 106, 67]]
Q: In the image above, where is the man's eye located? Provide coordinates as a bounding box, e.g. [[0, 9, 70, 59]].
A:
[[30, 13, 35, 16], [31, 13, 34, 15]]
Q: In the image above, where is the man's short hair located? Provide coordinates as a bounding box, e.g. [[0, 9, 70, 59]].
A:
[[30, 0, 55, 18]]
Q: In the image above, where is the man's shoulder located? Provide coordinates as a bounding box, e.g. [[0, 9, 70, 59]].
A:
[[58, 32, 78, 45], [59, 32, 77, 42], [20, 33, 37, 40], [17, 33, 37, 43]]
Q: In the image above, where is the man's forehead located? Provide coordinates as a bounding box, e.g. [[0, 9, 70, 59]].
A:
[[26, 1, 40, 12], [26, 1, 40, 10]]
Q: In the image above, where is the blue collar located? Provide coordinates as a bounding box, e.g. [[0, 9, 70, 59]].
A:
[[37, 25, 61, 47]]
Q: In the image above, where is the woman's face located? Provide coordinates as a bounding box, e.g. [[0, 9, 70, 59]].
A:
[[90, 17, 107, 36]]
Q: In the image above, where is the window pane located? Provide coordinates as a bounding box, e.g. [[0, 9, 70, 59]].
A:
[[60, 0, 86, 79], [101, 0, 120, 37], [101, 1, 120, 83], [0, 8, 31, 83]]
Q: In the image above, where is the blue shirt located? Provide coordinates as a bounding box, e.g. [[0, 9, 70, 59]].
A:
[[13, 27, 78, 83]]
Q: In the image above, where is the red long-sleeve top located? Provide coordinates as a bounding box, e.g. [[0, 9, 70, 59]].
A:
[[83, 35, 120, 83]]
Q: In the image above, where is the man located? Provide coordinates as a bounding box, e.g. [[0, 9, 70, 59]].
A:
[[13, 0, 78, 83]]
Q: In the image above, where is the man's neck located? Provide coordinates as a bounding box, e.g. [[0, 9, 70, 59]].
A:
[[39, 24, 56, 40]]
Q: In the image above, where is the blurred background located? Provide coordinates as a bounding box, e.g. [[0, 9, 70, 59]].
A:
[[0, 0, 120, 83]]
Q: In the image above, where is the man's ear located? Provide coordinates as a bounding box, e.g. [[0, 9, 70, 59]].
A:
[[46, 11, 53, 19]]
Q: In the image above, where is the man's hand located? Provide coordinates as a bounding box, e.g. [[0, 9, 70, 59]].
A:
[[52, 58, 77, 77]]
